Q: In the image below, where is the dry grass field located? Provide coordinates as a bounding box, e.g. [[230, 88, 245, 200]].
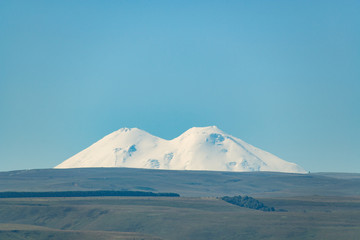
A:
[[0, 168, 359, 239], [0, 196, 359, 240]]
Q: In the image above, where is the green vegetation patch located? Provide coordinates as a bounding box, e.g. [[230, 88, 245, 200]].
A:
[[0, 190, 179, 198], [221, 195, 279, 211]]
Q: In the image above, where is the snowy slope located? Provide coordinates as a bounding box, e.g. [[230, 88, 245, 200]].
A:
[[55, 126, 307, 173]]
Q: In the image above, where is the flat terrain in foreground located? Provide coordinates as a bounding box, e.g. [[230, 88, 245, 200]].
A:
[[1, 168, 359, 239], [0, 196, 359, 240]]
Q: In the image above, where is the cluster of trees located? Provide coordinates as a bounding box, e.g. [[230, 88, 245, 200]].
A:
[[0, 190, 180, 198], [221, 195, 275, 212]]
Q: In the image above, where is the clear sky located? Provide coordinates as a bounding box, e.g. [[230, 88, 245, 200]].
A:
[[1, 1, 359, 172]]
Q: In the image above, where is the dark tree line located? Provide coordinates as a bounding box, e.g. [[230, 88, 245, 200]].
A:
[[0, 190, 180, 198], [221, 195, 275, 212]]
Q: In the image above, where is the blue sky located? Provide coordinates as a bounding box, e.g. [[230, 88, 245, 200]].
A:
[[1, 1, 359, 172]]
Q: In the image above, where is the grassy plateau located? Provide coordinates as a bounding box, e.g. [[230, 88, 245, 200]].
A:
[[0, 168, 359, 239]]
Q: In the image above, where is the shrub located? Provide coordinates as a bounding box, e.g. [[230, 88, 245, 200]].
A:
[[221, 195, 276, 212]]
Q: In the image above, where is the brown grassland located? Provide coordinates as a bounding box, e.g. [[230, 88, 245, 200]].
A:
[[0, 168, 359, 239], [0, 196, 359, 240]]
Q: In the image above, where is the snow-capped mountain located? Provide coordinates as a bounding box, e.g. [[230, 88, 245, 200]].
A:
[[55, 126, 306, 173]]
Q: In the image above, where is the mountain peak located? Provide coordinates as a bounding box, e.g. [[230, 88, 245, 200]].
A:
[[116, 127, 142, 133], [181, 126, 224, 135], [190, 125, 221, 131], [56, 126, 306, 173]]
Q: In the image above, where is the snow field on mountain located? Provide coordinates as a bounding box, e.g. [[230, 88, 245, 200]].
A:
[[56, 126, 306, 173]]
